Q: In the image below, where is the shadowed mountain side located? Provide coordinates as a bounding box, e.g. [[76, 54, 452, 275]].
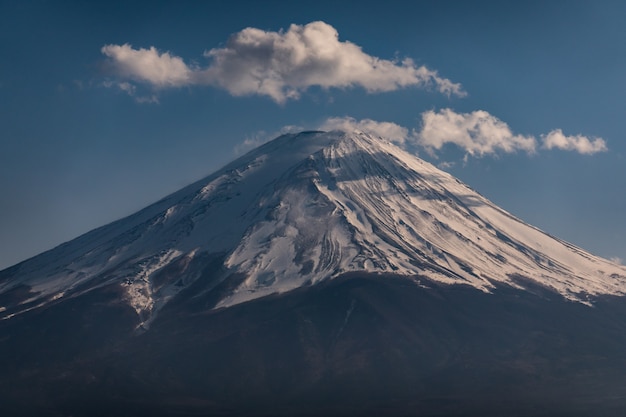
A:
[[2, 274, 626, 417]]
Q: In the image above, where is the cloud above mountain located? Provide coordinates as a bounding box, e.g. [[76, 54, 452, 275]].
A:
[[100, 23, 606, 158], [541, 129, 607, 154], [416, 109, 536, 157], [101, 21, 465, 103], [415, 109, 607, 157], [319, 111, 607, 157], [101, 45, 191, 87], [320, 117, 409, 144]]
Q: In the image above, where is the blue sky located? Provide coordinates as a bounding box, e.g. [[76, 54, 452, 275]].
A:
[[1, 1, 625, 269]]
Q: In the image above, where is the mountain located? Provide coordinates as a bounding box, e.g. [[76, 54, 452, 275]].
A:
[[2, 130, 626, 416]]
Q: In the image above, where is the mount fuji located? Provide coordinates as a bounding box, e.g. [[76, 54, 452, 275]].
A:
[[2, 130, 626, 416]]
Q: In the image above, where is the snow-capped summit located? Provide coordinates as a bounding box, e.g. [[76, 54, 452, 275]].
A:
[[5, 130, 626, 417], [1, 130, 625, 323]]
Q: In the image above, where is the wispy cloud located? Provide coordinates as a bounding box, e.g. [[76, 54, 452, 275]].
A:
[[101, 21, 465, 103], [234, 125, 304, 155], [319, 116, 409, 144], [415, 109, 607, 157], [102, 79, 159, 103]]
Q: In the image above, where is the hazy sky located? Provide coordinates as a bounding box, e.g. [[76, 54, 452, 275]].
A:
[[1, 1, 625, 269]]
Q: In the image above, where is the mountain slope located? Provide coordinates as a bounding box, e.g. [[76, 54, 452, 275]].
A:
[[1, 130, 625, 326], [4, 274, 626, 417], [3, 130, 626, 416]]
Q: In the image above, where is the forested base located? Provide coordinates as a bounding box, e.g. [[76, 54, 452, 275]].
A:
[[2, 274, 626, 417]]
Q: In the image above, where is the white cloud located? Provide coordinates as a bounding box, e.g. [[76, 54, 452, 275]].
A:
[[101, 44, 191, 87], [101, 21, 465, 103], [234, 125, 304, 155], [201, 22, 465, 103], [415, 109, 608, 157], [610, 256, 623, 265], [541, 129, 607, 155], [416, 109, 536, 157], [320, 116, 409, 144], [241, 111, 607, 159]]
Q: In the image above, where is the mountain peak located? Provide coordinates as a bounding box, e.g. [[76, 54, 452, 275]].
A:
[[2, 130, 626, 325]]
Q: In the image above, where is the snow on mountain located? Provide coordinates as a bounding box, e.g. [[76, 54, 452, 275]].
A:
[[1, 130, 625, 324]]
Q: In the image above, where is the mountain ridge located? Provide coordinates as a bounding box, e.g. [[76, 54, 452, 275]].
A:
[[1, 130, 625, 326], [3, 129, 626, 416]]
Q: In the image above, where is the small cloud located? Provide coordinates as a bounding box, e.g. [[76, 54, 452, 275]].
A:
[[234, 125, 303, 155], [134, 94, 159, 104], [116, 81, 136, 95], [101, 21, 465, 103], [541, 129, 607, 155], [234, 135, 269, 155], [103, 80, 159, 104], [416, 109, 536, 157], [609, 256, 623, 265], [101, 44, 191, 87], [437, 161, 456, 170], [320, 116, 409, 144]]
